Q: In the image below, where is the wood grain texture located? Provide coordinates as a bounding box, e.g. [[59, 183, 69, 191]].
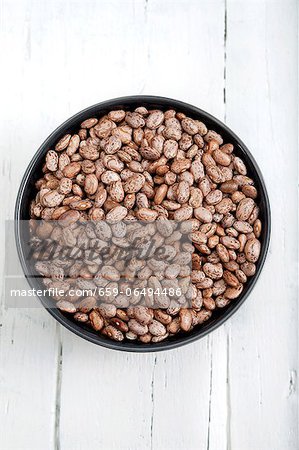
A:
[[0, 0, 297, 449], [226, 1, 298, 449], [0, 0, 61, 448]]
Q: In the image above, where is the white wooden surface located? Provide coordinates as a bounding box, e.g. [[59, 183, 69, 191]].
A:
[[0, 0, 298, 449]]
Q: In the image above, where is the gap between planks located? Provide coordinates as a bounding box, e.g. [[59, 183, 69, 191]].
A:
[[224, 2, 231, 450]]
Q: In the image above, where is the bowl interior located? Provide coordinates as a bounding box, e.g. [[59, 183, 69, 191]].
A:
[[15, 96, 270, 352]]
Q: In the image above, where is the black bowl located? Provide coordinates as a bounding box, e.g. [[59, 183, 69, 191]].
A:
[[15, 95, 271, 352]]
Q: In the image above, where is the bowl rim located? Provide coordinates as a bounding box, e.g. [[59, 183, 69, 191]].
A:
[[14, 95, 271, 352]]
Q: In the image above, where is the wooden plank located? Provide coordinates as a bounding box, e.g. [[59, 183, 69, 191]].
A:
[[226, 1, 298, 449], [142, 3, 229, 449], [0, 311, 59, 449], [0, 0, 61, 448]]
